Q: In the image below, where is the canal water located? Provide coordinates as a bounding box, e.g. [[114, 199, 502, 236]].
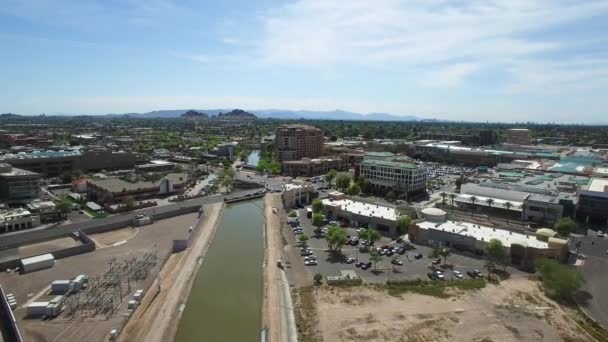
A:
[[247, 150, 260, 167], [174, 199, 264, 342]]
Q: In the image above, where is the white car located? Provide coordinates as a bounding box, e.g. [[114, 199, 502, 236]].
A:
[[598, 231, 605, 238], [305, 260, 318, 266], [453, 270, 464, 279]]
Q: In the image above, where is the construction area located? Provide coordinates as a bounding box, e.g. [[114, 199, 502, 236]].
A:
[[0, 211, 205, 342]]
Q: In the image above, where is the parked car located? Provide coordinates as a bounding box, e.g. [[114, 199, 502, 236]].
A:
[[466, 271, 477, 278], [598, 231, 605, 238], [304, 255, 317, 261], [355, 261, 364, 268], [432, 258, 441, 265], [427, 272, 438, 280], [434, 271, 445, 281], [414, 253, 423, 260], [473, 269, 483, 278], [345, 257, 356, 264], [391, 259, 403, 266], [453, 270, 464, 279], [305, 260, 317, 266], [361, 262, 372, 270], [397, 247, 406, 255]]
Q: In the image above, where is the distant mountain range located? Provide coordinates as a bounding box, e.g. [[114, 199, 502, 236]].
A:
[[127, 109, 422, 121], [2, 109, 425, 121]]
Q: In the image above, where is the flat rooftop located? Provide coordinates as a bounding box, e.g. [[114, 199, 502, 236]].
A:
[[322, 198, 397, 221], [588, 178, 608, 192], [417, 220, 549, 249]]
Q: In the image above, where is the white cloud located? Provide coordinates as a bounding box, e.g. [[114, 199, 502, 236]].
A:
[[420, 63, 479, 88], [256, 0, 608, 91]]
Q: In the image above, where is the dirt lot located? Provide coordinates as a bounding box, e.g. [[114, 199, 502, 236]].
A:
[[0, 237, 81, 263], [88, 227, 139, 247], [299, 278, 595, 342], [0, 212, 200, 342]]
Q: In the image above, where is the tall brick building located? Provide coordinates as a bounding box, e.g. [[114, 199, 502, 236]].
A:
[[274, 124, 324, 162]]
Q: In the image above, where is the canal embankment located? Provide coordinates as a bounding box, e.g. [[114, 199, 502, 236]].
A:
[[116, 202, 224, 342]]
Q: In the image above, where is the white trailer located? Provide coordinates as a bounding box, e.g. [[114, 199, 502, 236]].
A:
[[26, 302, 50, 317], [52, 280, 71, 293], [133, 289, 143, 302], [72, 274, 88, 291], [21, 253, 55, 273]]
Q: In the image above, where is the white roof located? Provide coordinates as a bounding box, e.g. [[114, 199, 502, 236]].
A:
[[21, 253, 54, 265], [588, 178, 608, 192], [421, 208, 446, 216], [417, 220, 549, 249], [322, 198, 397, 221], [454, 194, 523, 211], [86, 201, 102, 211], [27, 302, 50, 307]]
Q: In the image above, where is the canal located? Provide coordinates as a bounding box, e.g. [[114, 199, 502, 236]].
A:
[[174, 199, 264, 342]]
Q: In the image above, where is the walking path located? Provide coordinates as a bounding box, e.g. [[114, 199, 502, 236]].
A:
[[263, 194, 298, 342]]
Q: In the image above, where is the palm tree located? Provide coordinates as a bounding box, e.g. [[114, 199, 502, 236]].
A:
[[484, 260, 495, 280], [486, 198, 494, 219], [469, 196, 478, 216], [449, 193, 457, 214], [504, 201, 512, 223], [440, 192, 447, 207]]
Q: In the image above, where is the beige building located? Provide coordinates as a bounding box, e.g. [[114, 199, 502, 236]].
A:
[[282, 156, 346, 177], [274, 124, 324, 162], [282, 182, 318, 208]]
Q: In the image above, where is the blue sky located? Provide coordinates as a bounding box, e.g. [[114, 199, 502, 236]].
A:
[[1, 0, 608, 123]]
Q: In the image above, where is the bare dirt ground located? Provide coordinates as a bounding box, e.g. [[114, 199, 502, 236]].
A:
[[303, 278, 595, 342], [262, 193, 285, 342], [88, 227, 138, 247], [117, 203, 223, 342], [0, 237, 81, 263]]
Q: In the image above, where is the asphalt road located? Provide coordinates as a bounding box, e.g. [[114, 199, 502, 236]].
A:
[[0, 186, 273, 251], [572, 230, 608, 328], [294, 206, 488, 283]]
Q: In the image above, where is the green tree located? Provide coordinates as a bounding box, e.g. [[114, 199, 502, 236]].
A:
[[396, 215, 412, 236], [312, 213, 325, 235], [124, 196, 135, 210], [367, 229, 381, 247], [504, 201, 512, 223], [325, 169, 337, 188], [554, 217, 576, 237], [347, 183, 361, 196], [312, 199, 324, 214], [60, 171, 73, 184], [484, 239, 506, 270], [370, 250, 383, 272], [536, 258, 584, 299], [440, 192, 447, 206], [428, 246, 442, 259], [327, 225, 347, 252], [313, 272, 323, 285], [336, 173, 352, 191], [449, 193, 457, 214], [469, 196, 478, 216], [439, 247, 451, 265], [391, 255, 401, 272], [298, 234, 309, 246], [56, 199, 72, 215], [386, 191, 397, 201], [356, 177, 369, 193], [288, 210, 298, 217], [486, 198, 494, 211], [484, 260, 496, 280]]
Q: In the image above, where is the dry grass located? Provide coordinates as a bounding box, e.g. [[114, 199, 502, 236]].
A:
[[292, 286, 322, 342]]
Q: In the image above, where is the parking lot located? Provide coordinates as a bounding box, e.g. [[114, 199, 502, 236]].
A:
[[292, 207, 488, 284]]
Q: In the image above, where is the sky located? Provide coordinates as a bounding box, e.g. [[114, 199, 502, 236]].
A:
[[1, 0, 608, 123]]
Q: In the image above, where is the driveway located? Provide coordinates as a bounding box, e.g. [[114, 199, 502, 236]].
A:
[[572, 230, 608, 328]]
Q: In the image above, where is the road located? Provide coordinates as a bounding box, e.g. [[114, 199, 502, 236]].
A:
[[0, 189, 274, 251], [572, 229, 608, 329]]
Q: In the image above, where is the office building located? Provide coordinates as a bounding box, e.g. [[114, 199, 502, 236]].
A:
[[577, 178, 608, 223], [282, 156, 346, 177], [322, 191, 399, 235], [0, 163, 40, 204], [359, 152, 426, 197], [274, 124, 324, 162], [0, 149, 137, 177], [0, 209, 41, 234], [87, 173, 189, 204], [506, 129, 531, 145]]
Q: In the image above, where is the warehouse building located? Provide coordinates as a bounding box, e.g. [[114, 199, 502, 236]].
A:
[[410, 217, 568, 269], [87, 173, 189, 204]]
